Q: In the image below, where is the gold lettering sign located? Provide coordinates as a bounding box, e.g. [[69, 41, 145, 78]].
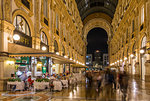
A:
[[19, 36, 30, 45], [14, 30, 32, 48]]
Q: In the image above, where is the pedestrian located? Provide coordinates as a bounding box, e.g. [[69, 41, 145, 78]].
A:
[[119, 71, 129, 101], [105, 69, 115, 98], [96, 72, 102, 92], [20, 72, 27, 90]]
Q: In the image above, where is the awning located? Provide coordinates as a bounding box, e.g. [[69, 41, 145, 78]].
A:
[[8, 43, 75, 64]]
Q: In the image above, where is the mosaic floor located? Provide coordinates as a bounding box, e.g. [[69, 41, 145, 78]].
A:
[[1, 78, 150, 101]]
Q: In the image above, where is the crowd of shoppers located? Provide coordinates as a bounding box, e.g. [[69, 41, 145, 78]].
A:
[[85, 68, 129, 100]]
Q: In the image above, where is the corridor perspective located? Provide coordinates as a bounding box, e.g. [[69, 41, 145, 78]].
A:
[[0, 0, 150, 101]]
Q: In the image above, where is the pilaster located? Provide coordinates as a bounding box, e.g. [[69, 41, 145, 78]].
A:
[[0, 20, 15, 53]]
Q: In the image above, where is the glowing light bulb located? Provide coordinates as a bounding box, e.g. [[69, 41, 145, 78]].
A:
[[13, 34, 20, 41]]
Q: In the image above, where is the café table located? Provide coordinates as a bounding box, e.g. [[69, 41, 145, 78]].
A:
[[7, 81, 24, 91], [61, 80, 68, 88], [53, 80, 62, 91]]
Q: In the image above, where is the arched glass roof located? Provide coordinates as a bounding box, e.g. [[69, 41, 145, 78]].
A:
[[75, 0, 118, 20]]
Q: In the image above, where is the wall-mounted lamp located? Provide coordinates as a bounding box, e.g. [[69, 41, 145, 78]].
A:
[[42, 46, 47, 51], [64, 55, 68, 58], [56, 52, 59, 55], [140, 49, 145, 54], [7, 60, 14, 65], [124, 57, 127, 60], [37, 63, 42, 67], [13, 34, 20, 41], [130, 54, 134, 58]]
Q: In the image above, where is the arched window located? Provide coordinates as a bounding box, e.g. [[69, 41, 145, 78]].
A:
[[54, 40, 59, 52], [68, 51, 70, 58], [13, 15, 31, 36], [41, 31, 48, 45], [62, 45, 65, 56], [141, 36, 146, 48], [132, 43, 136, 54]]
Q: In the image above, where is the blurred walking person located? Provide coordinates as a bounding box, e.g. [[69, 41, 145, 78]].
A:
[[119, 71, 129, 101], [96, 72, 102, 92], [105, 69, 115, 98]]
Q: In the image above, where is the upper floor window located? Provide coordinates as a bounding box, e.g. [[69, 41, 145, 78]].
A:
[[41, 31, 48, 45], [56, 14, 59, 30], [43, 0, 48, 18], [13, 15, 30, 36], [21, 0, 30, 9], [63, 25, 66, 37], [141, 36, 146, 48], [126, 29, 128, 42], [141, 5, 144, 24], [132, 20, 134, 32]]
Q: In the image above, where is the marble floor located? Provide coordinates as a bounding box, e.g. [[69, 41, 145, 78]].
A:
[[0, 78, 150, 101]]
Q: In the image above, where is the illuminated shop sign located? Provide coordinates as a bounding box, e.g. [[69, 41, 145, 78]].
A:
[[13, 30, 32, 48]]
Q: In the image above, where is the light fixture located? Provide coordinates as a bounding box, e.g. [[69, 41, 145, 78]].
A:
[[64, 55, 68, 58], [13, 34, 20, 41], [56, 52, 59, 55], [42, 46, 47, 51], [70, 58, 72, 60], [130, 54, 134, 58], [120, 59, 123, 62], [140, 49, 145, 54], [37, 63, 42, 67], [7, 60, 14, 65], [124, 57, 127, 60], [117, 60, 119, 63]]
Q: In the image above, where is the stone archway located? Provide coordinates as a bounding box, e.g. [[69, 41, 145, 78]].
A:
[[83, 18, 112, 41], [83, 16, 113, 64]]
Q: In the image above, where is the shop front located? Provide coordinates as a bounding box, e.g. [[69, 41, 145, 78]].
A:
[[130, 43, 136, 75], [13, 56, 50, 77], [140, 36, 147, 80]]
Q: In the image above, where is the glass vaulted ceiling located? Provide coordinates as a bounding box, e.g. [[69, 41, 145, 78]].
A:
[[75, 0, 118, 20]]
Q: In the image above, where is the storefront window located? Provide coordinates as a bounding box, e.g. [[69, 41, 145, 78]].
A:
[[15, 57, 31, 75], [13, 15, 31, 36], [41, 31, 48, 45]]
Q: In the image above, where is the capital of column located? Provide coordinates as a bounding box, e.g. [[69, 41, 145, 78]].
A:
[[0, 20, 15, 35]]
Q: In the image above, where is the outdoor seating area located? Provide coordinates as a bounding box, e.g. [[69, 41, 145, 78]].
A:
[[7, 73, 84, 92]]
